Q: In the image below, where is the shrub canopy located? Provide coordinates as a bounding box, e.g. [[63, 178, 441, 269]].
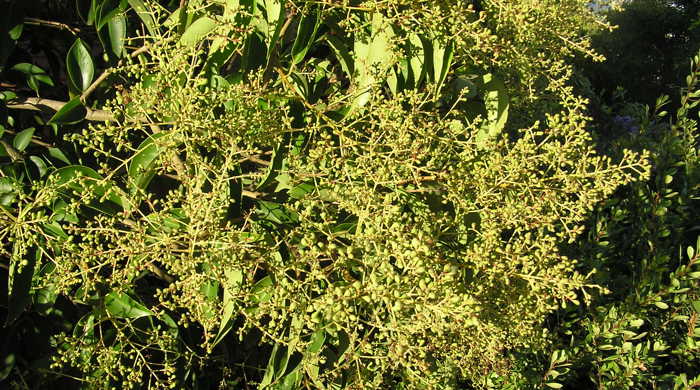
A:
[[0, 0, 654, 388]]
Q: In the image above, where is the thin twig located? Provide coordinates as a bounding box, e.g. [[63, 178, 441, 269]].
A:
[[24, 17, 80, 36], [6, 97, 113, 121], [242, 190, 262, 199]]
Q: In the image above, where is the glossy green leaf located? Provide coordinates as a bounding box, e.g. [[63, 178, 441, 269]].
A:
[[692, 300, 700, 314], [654, 301, 669, 310], [408, 34, 426, 87], [200, 278, 220, 320], [48, 147, 71, 164], [257, 133, 289, 190], [12, 127, 35, 152], [629, 319, 644, 328], [291, 9, 320, 64], [431, 39, 454, 92], [11, 63, 54, 93], [474, 73, 509, 147], [72, 313, 96, 339], [127, 0, 158, 37], [78, 0, 95, 25], [32, 264, 58, 315], [260, 343, 282, 388], [0, 354, 15, 381], [106, 14, 127, 58], [0, 91, 17, 101], [211, 268, 243, 348], [307, 329, 325, 354], [29, 156, 48, 177], [353, 13, 394, 108], [0, 177, 18, 206], [251, 0, 284, 66], [66, 38, 95, 92], [257, 200, 299, 224], [276, 369, 302, 390], [128, 133, 166, 192], [8, 21, 23, 40], [6, 247, 39, 325], [250, 275, 273, 304], [325, 34, 354, 79], [180, 16, 217, 47], [104, 291, 154, 319], [48, 97, 87, 124], [95, 0, 127, 30]]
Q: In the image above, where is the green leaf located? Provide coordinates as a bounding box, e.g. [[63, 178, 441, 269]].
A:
[[48, 147, 71, 164], [257, 0, 285, 66], [352, 13, 395, 108], [66, 38, 95, 92], [127, 0, 158, 37], [402, 33, 427, 90], [29, 156, 48, 177], [241, 32, 268, 72], [12, 127, 35, 152], [307, 329, 325, 354], [204, 37, 239, 77], [257, 133, 290, 190], [8, 22, 23, 41], [692, 300, 700, 314], [211, 268, 243, 348], [654, 301, 669, 310], [260, 343, 282, 388], [257, 200, 298, 224], [431, 39, 454, 92], [180, 16, 217, 47], [11, 63, 54, 92], [48, 97, 87, 124], [250, 275, 273, 304], [0, 353, 15, 381], [545, 383, 563, 389], [104, 291, 154, 319], [72, 313, 96, 339], [0, 177, 18, 206], [128, 133, 166, 192], [0, 91, 17, 102], [325, 34, 354, 79], [200, 278, 220, 320], [106, 14, 127, 58], [291, 9, 320, 64], [95, 0, 127, 30], [474, 73, 509, 147], [74, 0, 91, 25], [33, 264, 58, 315], [276, 369, 302, 390], [629, 319, 644, 328], [6, 247, 39, 325]]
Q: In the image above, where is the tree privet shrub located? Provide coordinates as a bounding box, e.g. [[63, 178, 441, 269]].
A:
[[0, 0, 650, 389]]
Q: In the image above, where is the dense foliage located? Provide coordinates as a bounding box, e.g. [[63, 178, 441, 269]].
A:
[[0, 0, 699, 389]]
